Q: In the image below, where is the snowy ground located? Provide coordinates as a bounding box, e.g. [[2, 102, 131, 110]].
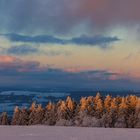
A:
[[0, 126, 139, 140]]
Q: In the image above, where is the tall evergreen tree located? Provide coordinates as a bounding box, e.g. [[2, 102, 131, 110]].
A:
[[127, 95, 138, 127], [11, 106, 21, 125], [19, 108, 29, 125], [0, 112, 9, 125], [29, 104, 44, 125], [42, 102, 56, 125], [115, 97, 128, 128], [134, 98, 140, 128]]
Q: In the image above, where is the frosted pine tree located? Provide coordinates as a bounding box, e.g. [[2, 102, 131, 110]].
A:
[[134, 98, 140, 128], [0, 112, 9, 125], [103, 97, 118, 127], [127, 95, 138, 128], [29, 102, 36, 112], [74, 97, 88, 126], [115, 97, 128, 128], [96, 98, 104, 118], [43, 102, 56, 125], [104, 95, 112, 113], [11, 106, 21, 125], [86, 96, 94, 115], [18, 108, 29, 125], [66, 96, 77, 122], [57, 101, 67, 120], [29, 104, 44, 125], [93, 93, 104, 119], [56, 100, 74, 126]]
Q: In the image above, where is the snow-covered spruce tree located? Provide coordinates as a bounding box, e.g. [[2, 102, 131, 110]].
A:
[[102, 95, 112, 127], [34, 104, 44, 124], [93, 93, 104, 119], [109, 98, 119, 127], [78, 96, 94, 117], [42, 102, 57, 125], [74, 96, 102, 127], [0, 112, 9, 125], [29, 102, 36, 112], [56, 100, 74, 126], [18, 108, 29, 125], [134, 98, 140, 128], [11, 106, 29, 125], [102, 95, 112, 115], [28, 102, 37, 125], [104, 95, 112, 113], [126, 95, 138, 128], [102, 97, 118, 127], [57, 101, 67, 119], [86, 96, 94, 116], [11, 106, 21, 125], [29, 103, 45, 125], [74, 97, 88, 126], [114, 97, 128, 128], [66, 96, 76, 118]]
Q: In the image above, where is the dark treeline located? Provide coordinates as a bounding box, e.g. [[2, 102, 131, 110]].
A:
[[0, 93, 140, 128]]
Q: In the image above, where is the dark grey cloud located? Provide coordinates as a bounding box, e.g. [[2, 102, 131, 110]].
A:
[[0, 0, 140, 35], [2, 33, 65, 44], [0, 0, 73, 34], [70, 35, 119, 46], [1, 34, 119, 47], [7, 45, 38, 55]]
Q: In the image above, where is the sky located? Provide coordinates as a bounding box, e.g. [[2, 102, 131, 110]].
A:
[[0, 0, 140, 90]]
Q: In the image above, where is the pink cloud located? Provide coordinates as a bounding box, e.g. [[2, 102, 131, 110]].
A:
[[0, 55, 40, 72], [62, 0, 140, 30], [0, 55, 16, 63]]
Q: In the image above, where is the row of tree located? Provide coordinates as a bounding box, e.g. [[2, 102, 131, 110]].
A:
[[0, 93, 140, 128]]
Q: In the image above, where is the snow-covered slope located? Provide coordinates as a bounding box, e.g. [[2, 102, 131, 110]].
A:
[[0, 126, 139, 140]]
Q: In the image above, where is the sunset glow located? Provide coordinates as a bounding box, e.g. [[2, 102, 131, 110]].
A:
[[0, 0, 140, 90]]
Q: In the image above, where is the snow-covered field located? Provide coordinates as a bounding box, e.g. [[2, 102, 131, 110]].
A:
[[0, 126, 139, 140]]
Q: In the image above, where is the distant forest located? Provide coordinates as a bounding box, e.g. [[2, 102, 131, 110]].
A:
[[0, 93, 140, 128]]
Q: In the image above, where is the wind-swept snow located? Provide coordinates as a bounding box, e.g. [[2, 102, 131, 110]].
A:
[[0, 126, 139, 140]]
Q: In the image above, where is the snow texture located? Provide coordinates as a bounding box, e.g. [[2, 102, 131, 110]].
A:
[[0, 126, 139, 140]]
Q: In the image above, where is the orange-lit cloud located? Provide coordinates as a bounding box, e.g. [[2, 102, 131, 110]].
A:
[[0, 55, 16, 63], [0, 55, 40, 72]]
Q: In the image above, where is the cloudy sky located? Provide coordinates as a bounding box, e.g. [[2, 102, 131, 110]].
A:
[[0, 0, 140, 90]]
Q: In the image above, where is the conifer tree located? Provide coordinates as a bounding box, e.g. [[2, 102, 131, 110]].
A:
[[42, 102, 56, 125], [103, 98, 118, 127], [29, 102, 36, 112], [66, 96, 76, 119], [0, 112, 9, 125], [29, 104, 44, 125], [86, 96, 94, 115], [0, 94, 140, 127], [74, 97, 88, 126], [56, 100, 75, 126], [104, 95, 112, 113], [93, 93, 104, 119], [19, 108, 29, 125], [11, 106, 21, 125], [80, 97, 88, 111], [115, 97, 128, 128], [127, 95, 138, 127], [57, 101, 67, 120], [134, 98, 140, 128]]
